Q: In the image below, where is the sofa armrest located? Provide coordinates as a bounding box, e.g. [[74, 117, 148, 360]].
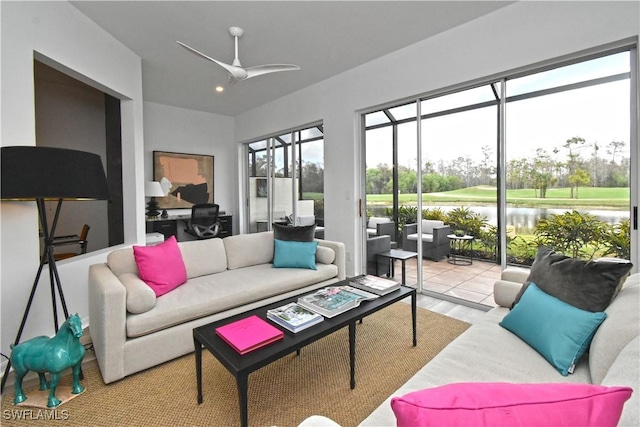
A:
[[317, 239, 346, 280], [88, 263, 128, 384], [501, 266, 530, 283], [493, 280, 524, 308]]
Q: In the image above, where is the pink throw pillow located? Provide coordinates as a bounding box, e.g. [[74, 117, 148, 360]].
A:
[[391, 382, 632, 427], [133, 236, 187, 296]]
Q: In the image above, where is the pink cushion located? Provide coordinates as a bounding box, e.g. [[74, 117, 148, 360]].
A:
[[391, 382, 632, 427], [133, 236, 187, 296]]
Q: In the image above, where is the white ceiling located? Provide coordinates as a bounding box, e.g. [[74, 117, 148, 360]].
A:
[[70, 1, 513, 117]]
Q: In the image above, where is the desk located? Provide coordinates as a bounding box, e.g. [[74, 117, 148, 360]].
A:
[[146, 214, 233, 241], [376, 249, 418, 285]]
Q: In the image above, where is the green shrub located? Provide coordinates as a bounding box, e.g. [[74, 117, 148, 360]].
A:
[[602, 218, 631, 259], [534, 210, 607, 259], [445, 206, 488, 237]]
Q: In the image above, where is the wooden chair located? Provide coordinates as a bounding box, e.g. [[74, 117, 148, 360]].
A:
[[52, 224, 91, 261]]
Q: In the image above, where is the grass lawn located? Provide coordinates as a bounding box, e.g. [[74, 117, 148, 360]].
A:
[[366, 186, 629, 209]]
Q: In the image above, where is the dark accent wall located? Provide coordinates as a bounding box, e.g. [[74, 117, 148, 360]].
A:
[[105, 94, 124, 246]]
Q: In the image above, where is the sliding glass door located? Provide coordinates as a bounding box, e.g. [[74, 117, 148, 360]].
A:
[[245, 124, 324, 234], [363, 45, 636, 308]]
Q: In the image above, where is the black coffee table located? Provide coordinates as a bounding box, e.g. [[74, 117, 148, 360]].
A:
[[193, 282, 416, 427]]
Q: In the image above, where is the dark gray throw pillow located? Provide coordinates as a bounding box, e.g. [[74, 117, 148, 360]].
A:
[[272, 223, 316, 242], [512, 246, 633, 313]]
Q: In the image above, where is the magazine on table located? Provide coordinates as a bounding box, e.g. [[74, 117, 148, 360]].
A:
[[297, 285, 379, 318], [349, 274, 401, 296], [267, 302, 324, 333]]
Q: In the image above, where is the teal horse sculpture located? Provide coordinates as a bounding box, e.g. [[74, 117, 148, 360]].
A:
[[11, 314, 86, 408]]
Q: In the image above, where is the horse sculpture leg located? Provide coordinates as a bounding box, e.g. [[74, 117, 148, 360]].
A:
[[47, 372, 62, 408], [71, 363, 85, 395], [12, 370, 27, 405], [38, 372, 50, 390]]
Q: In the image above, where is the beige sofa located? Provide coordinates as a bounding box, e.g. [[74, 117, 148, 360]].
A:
[[357, 269, 639, 426], [88, 231, 345, 384]]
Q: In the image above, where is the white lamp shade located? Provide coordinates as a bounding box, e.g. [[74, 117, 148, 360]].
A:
[[145, 181, 165, 197]]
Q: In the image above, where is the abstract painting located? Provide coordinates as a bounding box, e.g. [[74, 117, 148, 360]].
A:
[[153, 151, 214, 209]]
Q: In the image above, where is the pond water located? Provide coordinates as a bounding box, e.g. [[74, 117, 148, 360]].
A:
[[370, 205, 629, 232]]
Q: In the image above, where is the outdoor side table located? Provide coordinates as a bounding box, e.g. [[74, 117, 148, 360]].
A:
[[376, 249, 418, 285], [447, 234, 474, 265]]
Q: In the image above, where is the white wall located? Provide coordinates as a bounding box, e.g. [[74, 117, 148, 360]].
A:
[[235, 1, 640, 275], [0, 1, 144, 362], [143, 102, 236, 226]]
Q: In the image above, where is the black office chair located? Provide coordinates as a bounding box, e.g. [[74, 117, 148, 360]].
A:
[[185, 203, 220, 239]]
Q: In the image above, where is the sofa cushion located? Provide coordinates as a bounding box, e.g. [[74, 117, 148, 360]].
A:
[[390, 382, 632, 427], [224, 231, 274, 269], [316, 245, 335, 265], [119, 272, 156, 314], [126, 263, 338, 337], [133, 236, 187, 297], [513, 246, 633, 312], [421, 220, 443, 234], [273, 223, 316, 242], [178, 238, 227, 279], [600, 336, 640, 427], [273, 239, 318, 270], [589, 273, 640, 385], [500, 283, 607, 376], [406, 233, 434, 243]]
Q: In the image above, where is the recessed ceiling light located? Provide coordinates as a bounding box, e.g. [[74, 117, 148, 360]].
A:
[[215, 86, 224, 93]]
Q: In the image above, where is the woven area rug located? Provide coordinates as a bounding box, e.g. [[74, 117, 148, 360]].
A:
[[1, 302, 469, 427]]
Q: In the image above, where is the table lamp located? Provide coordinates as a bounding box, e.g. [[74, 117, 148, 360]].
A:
[[0, 146, 110, 392], [145, 181, 166, 218]]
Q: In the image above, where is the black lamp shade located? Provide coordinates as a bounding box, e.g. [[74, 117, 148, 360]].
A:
[[1, 146, 110, 200]]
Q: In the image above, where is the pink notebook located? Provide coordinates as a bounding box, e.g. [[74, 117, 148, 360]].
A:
[[215, 315, 284, 355]]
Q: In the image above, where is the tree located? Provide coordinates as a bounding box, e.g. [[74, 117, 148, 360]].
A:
[[563, 136, 587, 198], [568, 168, 590, 198], [529, 148, 557, 198], [301, 162, 324, 193], [397, 167, 417, 193], [366, 163, 392, 194], [607, 140, 625, 164]]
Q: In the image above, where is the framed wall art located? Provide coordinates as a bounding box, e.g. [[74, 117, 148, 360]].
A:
[[256, 178, 268, 198], [153, 151, 214, 209]]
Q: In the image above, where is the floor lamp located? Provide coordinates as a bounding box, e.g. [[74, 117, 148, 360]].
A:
[[0, 146, 110, 392]]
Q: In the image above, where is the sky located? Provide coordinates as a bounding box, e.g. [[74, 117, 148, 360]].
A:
[[366, 51, 631, 169]]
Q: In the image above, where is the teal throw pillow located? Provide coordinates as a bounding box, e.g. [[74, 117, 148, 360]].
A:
[[500, 283, 607, 376], [273, 239, 318, 270]]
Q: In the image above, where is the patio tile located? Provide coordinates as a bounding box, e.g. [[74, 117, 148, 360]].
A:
[[456, 279, 494, 294], [384, 256, 507, 307], [428, 273, 468, 287], [422, 281, 455, 294]]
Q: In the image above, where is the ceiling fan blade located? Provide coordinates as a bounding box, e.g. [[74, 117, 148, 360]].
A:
[[176, 41, 247, 80], [244, 64, 301, 79]]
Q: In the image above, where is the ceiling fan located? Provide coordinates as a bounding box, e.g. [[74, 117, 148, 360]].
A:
[[177, 26, 300, 86]]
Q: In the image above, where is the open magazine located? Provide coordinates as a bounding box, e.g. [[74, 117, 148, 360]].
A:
[[297, 285, 379, 318], [267, 302, 324, 333], [349, 275, 401, 296]]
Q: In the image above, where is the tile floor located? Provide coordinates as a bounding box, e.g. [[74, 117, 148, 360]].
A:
[[389, 256, 503, 308]]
